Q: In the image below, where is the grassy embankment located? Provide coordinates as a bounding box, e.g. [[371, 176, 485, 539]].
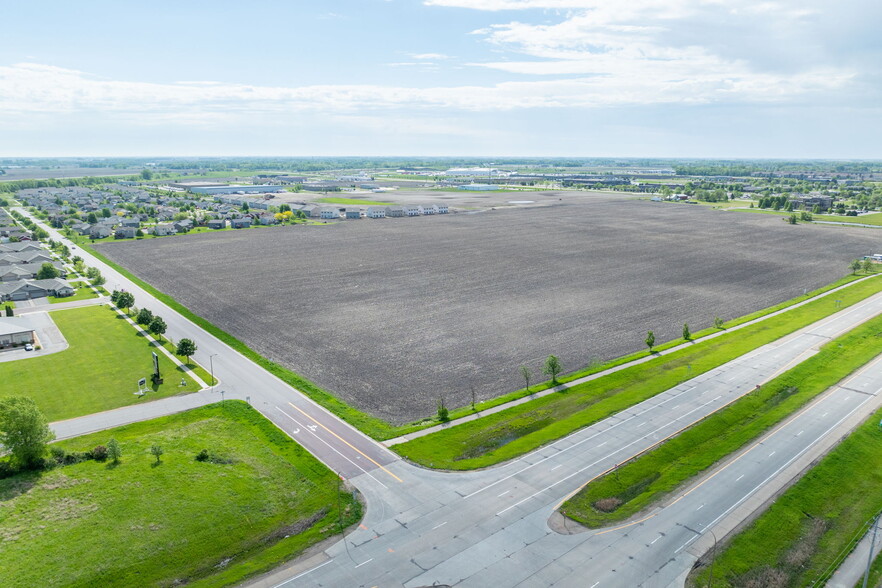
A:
[[0, 305, 203, 421], [394, 275, 882, 469], [560, 310, 882, 527], [688, 403, 882, 588], [314, 197, 393, 206], [0, 402, 361, 588]]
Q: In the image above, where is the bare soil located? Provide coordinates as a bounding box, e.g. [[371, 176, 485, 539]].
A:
[[96, 193, 880, 424]]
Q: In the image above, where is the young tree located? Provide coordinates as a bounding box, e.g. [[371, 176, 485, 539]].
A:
[[101, 208, 111, 218], [149, 316, 167, 341], [850, 259, 862, 274], [107, 438, 122, 464], [682, 323, 691, 341], [543, 354, 562, 385], [150, 444, 163, 464], [87, 212, 98, 224], [714, 316, 725, 329], [862, 258, 874, 274], [36, 262, 59, 279], [645, 330, 655, 352], [5, 305, 12, 317], [436, 397, 449, 422], [520, 365, 532, 391], [0, 397, 55, 469], [85, 266, 100, 281], [116, 291, 135, 313], [176, 338, 197, 364], [136, 307, 154, 326]]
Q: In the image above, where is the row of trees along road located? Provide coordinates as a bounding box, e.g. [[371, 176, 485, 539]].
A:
[[111, 290, 198, 363]]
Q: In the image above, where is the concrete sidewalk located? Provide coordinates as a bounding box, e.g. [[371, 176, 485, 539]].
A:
[[826, 515, 882, 588]]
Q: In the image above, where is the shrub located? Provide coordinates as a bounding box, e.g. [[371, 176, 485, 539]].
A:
[[195, 449, 210, 462], [91, 445, 108, 461]]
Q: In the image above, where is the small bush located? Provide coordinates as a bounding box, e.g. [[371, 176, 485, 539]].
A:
[[195, 449, 210, 462], [91, 445, 108, 461]]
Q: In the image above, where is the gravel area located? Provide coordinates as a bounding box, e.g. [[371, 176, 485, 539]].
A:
[[96, 195, 880, 424]]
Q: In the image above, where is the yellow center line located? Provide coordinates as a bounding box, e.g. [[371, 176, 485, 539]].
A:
[[289, 403, 403, 483]]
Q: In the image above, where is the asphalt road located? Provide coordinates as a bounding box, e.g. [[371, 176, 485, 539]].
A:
[[19, 208, 882, 587]]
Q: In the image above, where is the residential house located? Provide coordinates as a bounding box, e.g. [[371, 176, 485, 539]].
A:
[[0, 278, 74, 302], [366, 206, 386, 219], [206, 219, 226, 230], [120, 218, 141, 228], [0, 318, 36, 349], [436, 204, 449, 214], [258, 213, 277, 225], [402, 205, 423, 217], [422, 204, 438, 215], [385, 206, 405, 218], [344, 209, 362, 219], [230, 218, 252, 229], [320, 207, 341, 220], [152, 224, 176, 236], [89, 225, 112, 239], [173, 219, 194, 233], [114, 226, 138, 239]]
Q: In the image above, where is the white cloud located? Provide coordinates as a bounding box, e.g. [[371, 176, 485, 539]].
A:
[[410, 53, 452, 60], [0, 59, 852, 128]]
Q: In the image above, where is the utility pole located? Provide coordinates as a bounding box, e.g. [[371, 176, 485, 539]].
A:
[[863, 512, 880, 588]]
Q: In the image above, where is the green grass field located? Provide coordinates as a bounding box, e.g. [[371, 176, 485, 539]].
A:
[[560, 311, 882, 527], [0, 402, 360, 588], [314, 197, 393, 205], [0, 305, 203, 421], [393, 276, 882, 469], [689, 404, 882, 588]]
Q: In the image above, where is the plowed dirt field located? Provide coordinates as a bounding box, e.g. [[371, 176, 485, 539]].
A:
[[96, 195, 880, 423]]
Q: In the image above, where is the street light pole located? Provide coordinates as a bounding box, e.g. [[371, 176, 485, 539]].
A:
[[863, 513, 880, 588], [209, 353, 218, 387], [708, 529, 718, 588]]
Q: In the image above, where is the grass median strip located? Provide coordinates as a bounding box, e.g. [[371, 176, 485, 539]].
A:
[[688, 404, 882, 588], [393, 276, 882, 470], [0, 401, 361, 588], [559, 311, 882, 527]]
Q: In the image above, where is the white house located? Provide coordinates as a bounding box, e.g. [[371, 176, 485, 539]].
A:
[[320, 207, 341, 220], [422, 204, 438, 215], [366, 206, 386, 219], [402, 205, 423, 217]]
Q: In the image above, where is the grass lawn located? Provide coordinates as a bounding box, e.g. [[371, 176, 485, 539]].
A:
[[48, 285, 98, 304], [314, 197, 393, 206], [0, 402, 361, 588], [393, 276, 882, 469], [560, 311, 882, 527], [689, 404, 882, 588], [812, 211, 882, 226], [0, 305, 203, 421]]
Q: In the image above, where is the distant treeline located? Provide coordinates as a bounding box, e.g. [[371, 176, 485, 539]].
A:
[[0, 175, 140, 193]]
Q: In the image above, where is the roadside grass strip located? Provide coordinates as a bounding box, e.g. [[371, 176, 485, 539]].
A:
[[393, 277, 882, 470], [0, 402, 361, 588], [0, 305, 202, 421], [688, 404, 882, 588], [559, 311, 882, 527]]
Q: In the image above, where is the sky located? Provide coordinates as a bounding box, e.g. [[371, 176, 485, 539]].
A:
[[1, 0, 880, 158]]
